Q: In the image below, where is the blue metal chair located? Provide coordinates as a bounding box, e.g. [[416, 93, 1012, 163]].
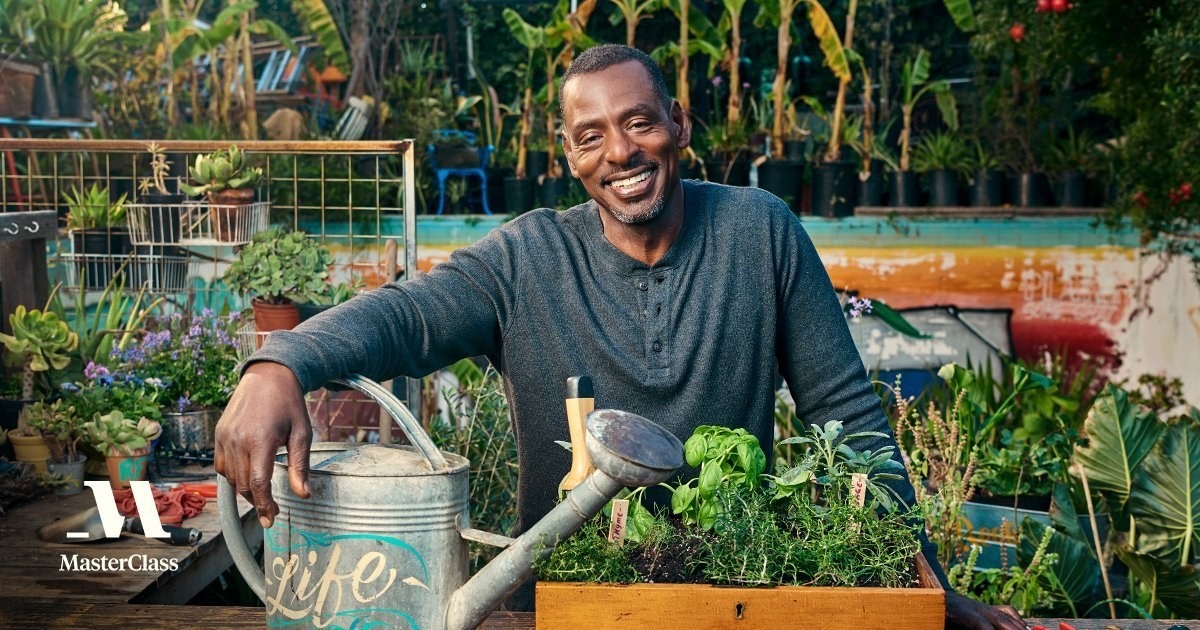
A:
[[427, 129, 493, 215]]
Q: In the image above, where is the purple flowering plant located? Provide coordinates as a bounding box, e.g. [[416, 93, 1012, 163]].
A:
[[60, 362, 165, 425], [113, 309, 242, 413]]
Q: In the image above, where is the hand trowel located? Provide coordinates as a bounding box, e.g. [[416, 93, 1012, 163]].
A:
[[36, 507, 202, 546]]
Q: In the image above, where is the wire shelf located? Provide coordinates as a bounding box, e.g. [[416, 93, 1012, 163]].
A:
[[60, 251, 192, 293], [126, 202, 187, 245], [235, 321, 268, 360], [182, 201, 271, 246]]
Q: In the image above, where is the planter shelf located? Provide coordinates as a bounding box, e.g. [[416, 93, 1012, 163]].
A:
[[132, 200, 270, 246], [535, 554, 944, 629]]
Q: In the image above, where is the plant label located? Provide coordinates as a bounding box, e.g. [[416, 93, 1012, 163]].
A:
[[608, 499, 629, 546], [851, 473, 868, 507]]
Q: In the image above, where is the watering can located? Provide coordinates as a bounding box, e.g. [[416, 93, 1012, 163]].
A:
[[218, 374, 683, 630]]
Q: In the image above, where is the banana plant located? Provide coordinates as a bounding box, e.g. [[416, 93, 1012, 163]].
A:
[[290, 0, 351, 77], [608, 0, 662, 47], [502, 8, 547, 180], [713, 0, 749, 130], [650, 0, 721, 115], [161, 0, 294, 138], [896, 48, 958, 172], [942, 0, 976, 33]]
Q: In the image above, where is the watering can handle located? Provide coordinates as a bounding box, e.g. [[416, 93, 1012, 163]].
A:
[[217, 373, 449, 601]]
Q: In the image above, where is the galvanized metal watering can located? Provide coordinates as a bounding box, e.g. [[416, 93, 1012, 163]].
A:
[[218, 374, 683, 630]]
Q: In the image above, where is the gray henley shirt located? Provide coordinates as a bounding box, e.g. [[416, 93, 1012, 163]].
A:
[[251, 179, 948, 588]]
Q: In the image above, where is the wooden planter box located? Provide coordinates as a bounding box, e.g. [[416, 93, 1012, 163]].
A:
[[536, 554, 945, 629]]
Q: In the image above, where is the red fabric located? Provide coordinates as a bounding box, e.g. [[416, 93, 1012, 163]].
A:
[[113, 487, 207, 526]]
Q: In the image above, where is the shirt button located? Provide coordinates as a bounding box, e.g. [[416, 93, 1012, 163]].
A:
[[638, 280, 648, 291], [652, 341, 662, 352]]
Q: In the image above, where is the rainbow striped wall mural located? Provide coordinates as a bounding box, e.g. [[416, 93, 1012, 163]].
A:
[[338, 214, 1200, 401]]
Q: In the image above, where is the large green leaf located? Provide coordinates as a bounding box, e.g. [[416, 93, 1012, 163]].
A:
[[1115, 545, 1200, 618], [1072, 385, 1163, 530], [503, 8, 545, 52], [290, 0, 349, 74], [1128, 410, 1200, 566], [942, 0, 976, 33], [868, 301, 929, 339], [803, 0, 849, 83], [1019, 483, 1102, 607]]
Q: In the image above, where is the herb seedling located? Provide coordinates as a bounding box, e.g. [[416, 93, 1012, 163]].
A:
[[670, 426, 766, 530]]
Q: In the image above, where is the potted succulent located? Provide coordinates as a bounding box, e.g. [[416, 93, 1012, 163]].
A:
[[132, 142, 186, 243], [0, 304, 78, 472], [222, 227, 333, 335], [22, 399, 86, 494], [180, 145, 265, 243], [83, 410, 161, 489], [65, 183, 131, 290]]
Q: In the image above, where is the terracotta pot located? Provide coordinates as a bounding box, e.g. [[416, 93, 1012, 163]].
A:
[[105, 445, 153, 489], [208, 188, 256, 243], [8, 430, 50, 474], [252, 299, 300, 347]]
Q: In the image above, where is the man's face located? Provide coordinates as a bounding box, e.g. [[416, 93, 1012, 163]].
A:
[[561, 61, 691, 225]]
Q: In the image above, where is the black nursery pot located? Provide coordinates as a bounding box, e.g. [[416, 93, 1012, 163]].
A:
[[1010, 172, 1050, 208], [811, 162, 855, 217], [136, 192, 187, 243], [1057, 170, 1088, 207], [856, 163, 885, 208], [757, 159, 805, 212], [704, 156, 751, 187], [889, 171, 920, 208], [504, 177, 536, 215], [970, 170, 1006, 207], [927, 170, 961, 207]]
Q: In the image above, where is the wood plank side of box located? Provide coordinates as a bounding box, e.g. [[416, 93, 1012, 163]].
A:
[[535, 553, 945, 630]]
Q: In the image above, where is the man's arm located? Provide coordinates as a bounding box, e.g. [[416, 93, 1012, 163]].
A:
[[215, 223, 525, 525]]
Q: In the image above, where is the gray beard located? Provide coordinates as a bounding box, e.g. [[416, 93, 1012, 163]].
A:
[[606, 194, 666, 225]]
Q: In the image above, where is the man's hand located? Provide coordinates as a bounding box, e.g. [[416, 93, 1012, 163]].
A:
[[214, 361, 312, 528], [946, 591, 1027, 630]]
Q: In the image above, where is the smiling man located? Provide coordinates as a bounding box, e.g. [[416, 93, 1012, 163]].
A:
[[215, 44, 1023, 627]]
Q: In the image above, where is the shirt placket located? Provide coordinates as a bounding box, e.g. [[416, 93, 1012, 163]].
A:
[[641, 272, 671, 380]]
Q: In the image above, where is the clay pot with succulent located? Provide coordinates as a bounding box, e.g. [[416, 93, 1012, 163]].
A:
[[83, 410, 161, 489], [222, 227, 333, 336], [22, 399, 86, 494], [0, 303, 78, 472], [180, 145, 265, 242]]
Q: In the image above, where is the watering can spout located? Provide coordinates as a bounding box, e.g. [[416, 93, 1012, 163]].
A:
[[444, 409, 682, 630]]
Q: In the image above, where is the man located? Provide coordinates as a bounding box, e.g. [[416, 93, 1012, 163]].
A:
[[215, 43, 1023, 628]]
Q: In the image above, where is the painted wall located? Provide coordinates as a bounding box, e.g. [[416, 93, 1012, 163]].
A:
[[397, 214, 1200, 401]]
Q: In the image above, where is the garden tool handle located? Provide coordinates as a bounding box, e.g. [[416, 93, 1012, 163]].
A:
[[218, 373, 447, 602], [560, 376, 596, 491]]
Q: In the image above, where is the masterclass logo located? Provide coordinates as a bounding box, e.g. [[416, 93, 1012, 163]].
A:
[[59, 554, 180, 572]]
